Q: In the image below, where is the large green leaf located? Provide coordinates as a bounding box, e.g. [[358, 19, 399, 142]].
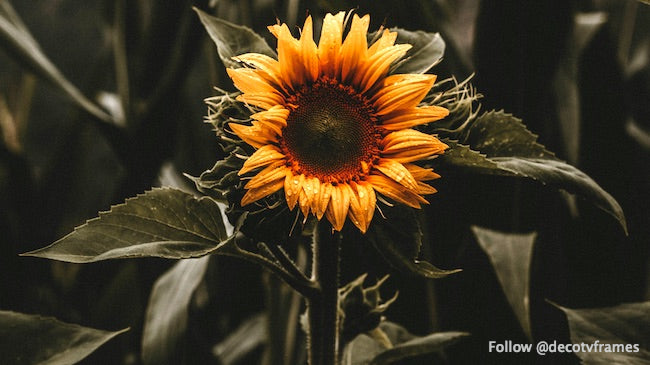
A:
[[0, 1, 113, 123], [342, 321, 468, 365], [0, 311, 127, 365], [492, 157, 626, 233], [194, 7, 276, 69], [142, 256, 211, 365], [556, 301, 650, 364], [390, 29, 445, 75], [472, 226, 536, 341], [438, 111, 627, 233], [23, 188, 227, 263], [366, 206, 460, 279]]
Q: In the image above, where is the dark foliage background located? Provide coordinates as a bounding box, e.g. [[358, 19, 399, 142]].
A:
[[1, 0, 648, 364]]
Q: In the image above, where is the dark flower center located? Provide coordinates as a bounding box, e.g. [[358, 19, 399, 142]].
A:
[[281, 78, 380, 183]]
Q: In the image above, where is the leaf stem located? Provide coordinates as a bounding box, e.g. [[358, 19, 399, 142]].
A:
[[307, 219, 341, 365]]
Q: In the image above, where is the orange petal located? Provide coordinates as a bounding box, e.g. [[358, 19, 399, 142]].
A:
[[356, 44, 411, 93], [404, 164, 441, 181], [229, 122, 279, 148], [381, 129, 448, 163], [236, 93, 283, 110], [372, 74, 437, 115], [239, 145, 286, 175], [340, 14, 370, 83], [233, 53, 287, 94], [318, 12, 345, 78], [366, 174, 426, 208], [299, 16, 319, 82], [381, 105, 449, 130], [416, 181, 438, 195], [227, 68, 282, 96], [316, 182, 333, 219], [300, 176, 320, 217], [325, 184, 351, 231], [272, 23, 305, 89], [367, 29, 398, 56], [245, 164, 288, 189], [284, 170, 304, 210], [241, 178, 284, 206], [375, 158, 418, 190], [347, 182, 376, 233], [251, 105, 289, 136]]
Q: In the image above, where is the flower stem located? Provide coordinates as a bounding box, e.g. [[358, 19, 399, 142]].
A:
[[307, 219, 341, 365]]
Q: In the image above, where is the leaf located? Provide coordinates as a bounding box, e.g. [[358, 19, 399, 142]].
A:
[[342, 321, 468, 365], [212, 313, 267, 365], [472, 226, 536, 341], [459, 110, 555, 159], [555, 301, 650, 364], [492, 157, 627, 234], [194, 7, 276, 69], [390, 29, 445, 75], [366, 206, 460, 279], [0, 1, 113, 123], [0, 311, 128, 365], [23, 188, 228, 263], [142, 256, 211, 365], [439, 111, 627, 233], [437, 139, 510, 176]]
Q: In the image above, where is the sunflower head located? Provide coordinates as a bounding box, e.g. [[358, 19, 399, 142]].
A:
[[225, 12, 449, 233]]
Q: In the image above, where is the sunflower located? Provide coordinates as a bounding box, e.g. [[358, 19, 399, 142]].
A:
[[226, 12, 449, 233]]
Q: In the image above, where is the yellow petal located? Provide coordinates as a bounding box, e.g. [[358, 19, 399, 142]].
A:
[[404, 164, 441, 181], [284, 170, 304, 210], [241, 178, 284, 206], [381, 105, 449, 130], [381, 129, 448, 163], [325, 184, 351, 231], [301, 176, 320, 217], [251, 105, 289, 136], [372, 74, 437, 115], [236, 93, 283, 110], [367, 29, 398, 56], [229, 122, 278, 148], [366, 174, 426, 208], [340, 14, 370, 83], [318, 12, 345, 78], [233, 53, 287, 94], [375, 158, 418, 190], [299, 16, 319, 82], [316, 182, 333, 220], [227, 68, 282, 96], [245, 164, 287, 189], [239, 145, 286, 175], [347, 182, 376, 233], [355, 44, 411, 93]]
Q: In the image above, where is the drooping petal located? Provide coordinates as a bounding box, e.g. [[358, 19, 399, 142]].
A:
[[365, 174, 427, 208], [229, 122, 279, 148], [381, 105, 449, 130], [317, 12, 345, 78], [325, 184, 351, 231], [227, 68, 283, 96], [250, 105, 289, 135], [244, 163, 288, 189], [404, 164, 441, 181], [239, 145, 286, 175], [381, 129, 448, 163], [300, 176, 320, 218], [241, 178, 285, 206], [374, 158, 418, 190], [316, 182, 333, 219], [284, 170, 304, 210], [233, 53, 287, 94], [372, 74, 437, 115], [347, 182, 376, 233]]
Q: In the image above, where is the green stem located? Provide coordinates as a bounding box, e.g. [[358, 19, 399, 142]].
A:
[[307, 219, 341, 365]]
